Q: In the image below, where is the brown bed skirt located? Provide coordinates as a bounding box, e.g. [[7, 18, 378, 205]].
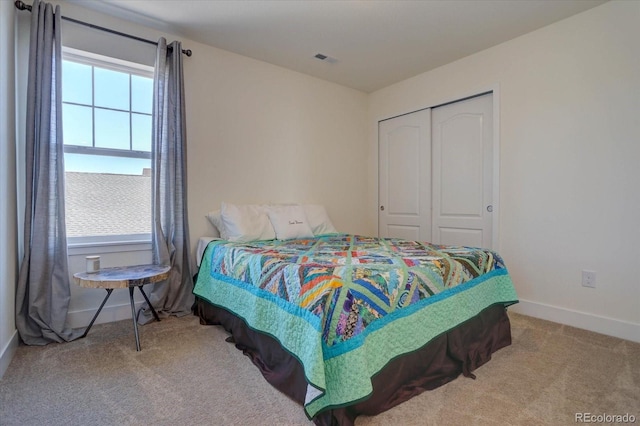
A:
[[194, 297, 512, 425]]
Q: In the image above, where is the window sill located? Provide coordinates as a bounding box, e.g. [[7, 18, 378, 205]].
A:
[[68, 239, 152, 256]]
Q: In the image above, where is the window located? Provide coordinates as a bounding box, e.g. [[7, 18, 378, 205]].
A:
[[62, 48, 154, 245]]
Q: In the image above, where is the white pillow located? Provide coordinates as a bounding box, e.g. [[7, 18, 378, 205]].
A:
[[303, 204, 337, 235], [205, 209, 224, 239], [267, 205, 314, 240], [220, 202, 276, 242]]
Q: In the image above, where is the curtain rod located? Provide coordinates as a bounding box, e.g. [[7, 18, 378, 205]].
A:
[[14, 0, 193, 57]]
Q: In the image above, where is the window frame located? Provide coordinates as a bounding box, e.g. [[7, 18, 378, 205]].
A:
[[62, 48, 155, 249]]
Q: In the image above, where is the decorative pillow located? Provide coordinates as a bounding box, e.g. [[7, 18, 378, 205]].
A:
[[205, 209, 224, 239], [303, 204, 337, 235], [267, 205, 314, 240], [220, 202, 276, 242]]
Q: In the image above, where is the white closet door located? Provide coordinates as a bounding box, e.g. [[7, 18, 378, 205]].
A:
[[431, 94, 493, 248], [378, 109, 431, 241]]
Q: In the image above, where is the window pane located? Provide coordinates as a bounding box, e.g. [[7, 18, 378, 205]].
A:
[[131, 75, 153, 114], [61, 51, 154, 240], [62, 61, 92, 105], [94, 67, 129, 110], [64, 154, 151, 237], [132, 114, 152, 152], [95, 109, 130, 150], [63, 104, 93, 147]]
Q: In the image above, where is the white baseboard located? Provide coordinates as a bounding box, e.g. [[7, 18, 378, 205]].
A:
[[67, 301, 145, 329], [509, 299, 640, 343], [0, 329, 19, 380]]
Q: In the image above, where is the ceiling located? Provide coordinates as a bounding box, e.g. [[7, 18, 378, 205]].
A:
[[70, 0, 607, 93]]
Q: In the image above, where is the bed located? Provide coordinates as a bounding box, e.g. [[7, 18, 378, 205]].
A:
[[193, 231, 518, 425]]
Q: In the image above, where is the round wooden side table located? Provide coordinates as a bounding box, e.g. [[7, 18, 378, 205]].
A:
[[73, 264, 170, 351]]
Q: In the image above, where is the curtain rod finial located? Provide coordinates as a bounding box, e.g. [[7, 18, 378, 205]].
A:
[[15, 0, 32, 11], [183, 49, 192, 57]]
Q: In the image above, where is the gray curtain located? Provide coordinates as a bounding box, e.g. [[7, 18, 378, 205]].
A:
[[139, 38, 194, 323], [16, 0, 80, 345]]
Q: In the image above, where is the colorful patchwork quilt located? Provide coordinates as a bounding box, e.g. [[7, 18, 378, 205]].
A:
[[193, 234, 518, 419]]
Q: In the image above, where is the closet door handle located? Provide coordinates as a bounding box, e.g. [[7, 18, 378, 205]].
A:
[[380, 206, 385, 211], [487, 205, 493, 212]]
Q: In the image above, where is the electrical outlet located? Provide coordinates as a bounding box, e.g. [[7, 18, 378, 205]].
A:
[[582, 270, 596, 288]]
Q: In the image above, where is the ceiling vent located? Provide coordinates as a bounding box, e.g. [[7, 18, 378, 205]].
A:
[[314, 53, 338, 64]]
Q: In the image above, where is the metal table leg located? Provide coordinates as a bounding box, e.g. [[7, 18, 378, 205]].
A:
[[137, 286, 160, 322], [82, 288, 113, 338], [129, 287, 141, 351], [128, 285, 161, 351]]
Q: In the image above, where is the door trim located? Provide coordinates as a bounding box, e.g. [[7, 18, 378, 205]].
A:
[[490, 85, 500, 250], [379, 90, 492, 124]]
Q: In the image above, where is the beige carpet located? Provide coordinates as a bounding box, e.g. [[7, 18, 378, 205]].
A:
[[1, 312, 638, 425]]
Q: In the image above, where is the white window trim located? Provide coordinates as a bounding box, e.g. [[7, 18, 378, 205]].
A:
[[63, 47, 154, 78], [67, 234, 152, 255], [62, 47, 154, 250]]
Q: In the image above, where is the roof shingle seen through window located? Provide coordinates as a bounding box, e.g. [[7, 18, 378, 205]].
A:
[[65, 172, 151, 237]]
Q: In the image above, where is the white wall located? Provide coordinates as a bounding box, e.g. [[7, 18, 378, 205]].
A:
[[368, 0, 640, 342], [13, 1, 368, 329], [0, 0, 19, 379], [185, 39, 370, 242]]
